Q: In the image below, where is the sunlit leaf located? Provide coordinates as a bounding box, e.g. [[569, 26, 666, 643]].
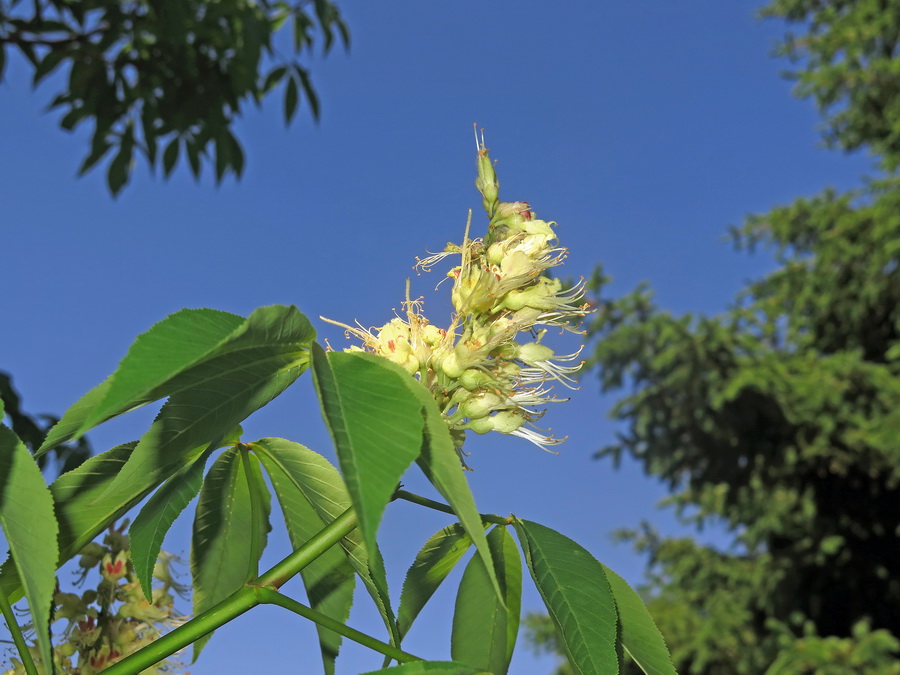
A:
[[515, 519, 619, 675], [254, 438, 355, 674], [0, 425, 58, 671], [130, 451, 210, 600], [451, 526, 522, 674], [101, 305, 315, 497], [39, 308, 245, 454], [191, 447, 270, 661], [251, 436, 399, 648], [601, 563, 676, 675], [398, 523, 476, 640], [310, 345, 422, 582]]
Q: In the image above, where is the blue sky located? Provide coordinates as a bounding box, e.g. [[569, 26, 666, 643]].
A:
[[1, 1, 876, 673]]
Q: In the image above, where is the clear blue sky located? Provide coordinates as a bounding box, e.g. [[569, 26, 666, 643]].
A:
[[1, 1, 875, 673]]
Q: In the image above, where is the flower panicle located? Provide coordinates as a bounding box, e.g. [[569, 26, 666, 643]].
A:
[[325, 133, 594, 463]]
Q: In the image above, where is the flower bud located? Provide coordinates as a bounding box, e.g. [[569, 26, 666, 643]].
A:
[[465, 416, 495, 435], [517, 342, 555, 364], [78, 542, 106, 569], [490, 410, 526, 434], [459, 368, 494, 391], [459, 392, 504, 419], [475, 148, 499, 215]]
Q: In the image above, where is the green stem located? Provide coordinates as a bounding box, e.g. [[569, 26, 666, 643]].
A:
[[256, 588, 422, 663], [395, 489, 509, 525], [102, 508, 358, 675], [0, 588, 39, 675]]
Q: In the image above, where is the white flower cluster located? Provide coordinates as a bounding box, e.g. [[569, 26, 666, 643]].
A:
[[325, 131, 592, 462]]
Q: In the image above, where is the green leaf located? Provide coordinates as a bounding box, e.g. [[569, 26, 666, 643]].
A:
[[515, 519, 619, 675], [451, 526, 522, 675], [263, 64, 288, 93], [162, 137, 180, 177], [0, 425, 58, 671], [32, 49, 65, 86], [98, 305, 315, 496], [186, 138, 202, 178], [78, 137, 112, 176], [284, 75, 299, 123], [141, 106, 158, 165], [600, 563, 676, 675], [362, 663, 490, 674], [191, 447, 270, 661], [214, 131, 231, 183], [38, 379, 113, 457], [310, 345, 423, 579], [398, 523, 476, 640], [340, 351, 503, 605], [107, 128, 133, 196], [296, 66, 320, 120], [39, 308, 245, 454], [77, 308, 245, 436], [129, 450, 210, 600], [254, 438, 355, 675]]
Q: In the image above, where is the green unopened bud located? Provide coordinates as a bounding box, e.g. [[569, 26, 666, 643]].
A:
[[491, 410, 526, 434], [459, 392, 504, 419], [518, 342, 555, 364], [466, 416, 494, 435], [499, 277, 563, 312], [435, 349, 465, 379], [475, 146, 499, 215], [78, 542, 106, 568], [459, 368, 495, 390]]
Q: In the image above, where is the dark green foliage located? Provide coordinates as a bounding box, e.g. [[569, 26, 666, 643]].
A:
[[0, 370, 90, 476], [0, 0, 349, 194], [577, 175, 900, 672], [761, 0, 900, 170]]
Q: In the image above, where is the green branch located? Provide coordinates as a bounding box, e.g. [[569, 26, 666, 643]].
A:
[[102, 508, 359, 675], [0, 587, 39, 675], [395, 489, 509, 525], [256, 587, 423, 664]]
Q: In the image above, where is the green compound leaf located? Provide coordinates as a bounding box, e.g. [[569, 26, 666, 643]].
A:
[[251, 439, 398, 651], [398, 523, 477, 640], [253, 438, 356, 675], [129, 450, 210, 600], [362, 663, 490, 674], [0, 425, 58, 672], [451, 526, 522, 675], [601, 563, 676, 675], [515, 519, 619, 675], [191, 447, 271, 662], [311, 345, 422, 584]]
